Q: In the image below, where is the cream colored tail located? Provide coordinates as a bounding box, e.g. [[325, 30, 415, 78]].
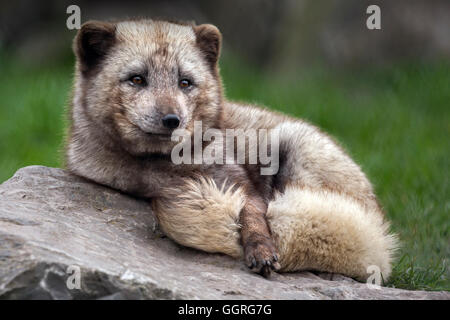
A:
[[267, 186, 398, 281], [154, 178, 398, 282]]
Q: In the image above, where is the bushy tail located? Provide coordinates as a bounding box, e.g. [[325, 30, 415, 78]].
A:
[[266, 186, 399, 281]]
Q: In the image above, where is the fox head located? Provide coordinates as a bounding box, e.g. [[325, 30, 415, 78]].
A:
[[72, 19, 223, 155]]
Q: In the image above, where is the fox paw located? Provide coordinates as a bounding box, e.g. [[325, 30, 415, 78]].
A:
[[244, 237, 281, 278]]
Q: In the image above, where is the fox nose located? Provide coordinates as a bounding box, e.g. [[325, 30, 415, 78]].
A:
[[161, 114, 180, 129]]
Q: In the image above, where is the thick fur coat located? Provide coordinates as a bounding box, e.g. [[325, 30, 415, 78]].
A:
[[66, 19, 398, 282]]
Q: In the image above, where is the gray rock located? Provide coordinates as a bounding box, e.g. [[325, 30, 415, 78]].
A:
[[0, 166, 448, 300]]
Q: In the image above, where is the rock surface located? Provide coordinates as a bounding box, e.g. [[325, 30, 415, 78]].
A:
[[0, 166, 448, 300]]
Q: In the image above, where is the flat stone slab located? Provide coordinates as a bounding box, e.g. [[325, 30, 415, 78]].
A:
[[0, 166, 448, 299]]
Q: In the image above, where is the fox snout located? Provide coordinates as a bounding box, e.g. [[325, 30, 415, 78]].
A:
[[136, 107, 184, 135], [161, 114, 180, 129], [141, 96, 185, 132]]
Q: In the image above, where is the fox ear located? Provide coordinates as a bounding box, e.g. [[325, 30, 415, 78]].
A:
[[74, 21, 116, 75], [194, 24, 222, 68]]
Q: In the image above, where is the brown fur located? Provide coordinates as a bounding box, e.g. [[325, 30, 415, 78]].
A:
[[66, 19, 398, 281]]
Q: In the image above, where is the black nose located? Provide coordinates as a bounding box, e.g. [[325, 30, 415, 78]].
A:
[[161, 114, 180, 129]]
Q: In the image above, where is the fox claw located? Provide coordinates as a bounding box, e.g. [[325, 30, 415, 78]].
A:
[[244, 238, 280, 278]]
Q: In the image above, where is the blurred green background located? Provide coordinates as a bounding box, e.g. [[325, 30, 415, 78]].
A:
[[0, 0, 448, 290]]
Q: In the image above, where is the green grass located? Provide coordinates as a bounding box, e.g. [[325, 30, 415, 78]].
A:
[[0, 55, 71, 179], [0, 52, 448, 291]]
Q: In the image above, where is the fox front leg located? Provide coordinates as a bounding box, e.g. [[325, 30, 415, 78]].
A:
[[239, 197, 281, 277]]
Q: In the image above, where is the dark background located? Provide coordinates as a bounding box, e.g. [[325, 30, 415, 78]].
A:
[[1, 0, 450, 68]]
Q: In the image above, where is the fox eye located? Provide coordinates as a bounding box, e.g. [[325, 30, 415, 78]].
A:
[[129, 75, 146, 86], [179, 79, 192, 89]]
